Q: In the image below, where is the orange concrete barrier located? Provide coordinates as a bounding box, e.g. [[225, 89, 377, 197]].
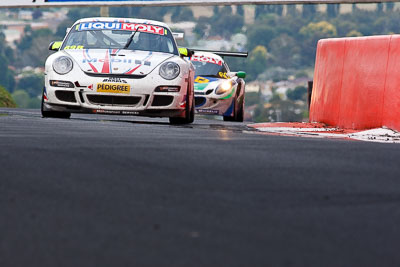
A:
[[310, 35, 400, 131]]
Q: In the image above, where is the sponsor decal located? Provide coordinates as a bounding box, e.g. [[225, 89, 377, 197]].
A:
[[95, 110, 120, 114], [50, 80, 75, 88], [124, 51, 153, 75], [102, 78, 128, 83], [83, 49, 98, 73], [194, 76, 210, 84], [94, 109, 139, 115], [197, 109, 219, 114], [121, 111, 139, 115], [64, 45, 84, 50], [82, 58, 151, 65], [78, 22, 165, 35], [156, 86, 180, 92], [191, 55, 222, 66], [97, 83, 130, 94], [218, 72, 229, 79]]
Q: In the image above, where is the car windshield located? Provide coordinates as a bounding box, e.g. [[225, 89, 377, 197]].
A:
[[191, 59, 228, 78], [62, 22, 178, 55]]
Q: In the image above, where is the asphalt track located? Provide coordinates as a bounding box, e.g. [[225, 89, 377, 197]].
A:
[[1, 108, 400, 267]]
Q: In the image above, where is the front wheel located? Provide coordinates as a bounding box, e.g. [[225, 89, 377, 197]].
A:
[[223, 95, 244, 122], [41, 92, 71, 119], [169, 84, 194, 124]]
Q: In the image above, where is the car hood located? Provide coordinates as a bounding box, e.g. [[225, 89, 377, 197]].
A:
[[65, 49, 175, 75], [194, 76, 221, 91]]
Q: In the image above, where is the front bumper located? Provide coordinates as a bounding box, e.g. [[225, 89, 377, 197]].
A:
[[43, 102, 185, 117], [44, 71, 189, 118], [194, 93, 235, 116]]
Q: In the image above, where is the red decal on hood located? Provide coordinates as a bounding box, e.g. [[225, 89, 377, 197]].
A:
[[102, 50, 110, 74], [83, 50, 98, 73]]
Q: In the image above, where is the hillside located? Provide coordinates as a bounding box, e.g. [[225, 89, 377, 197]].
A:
[[0, 86, 16, 108]]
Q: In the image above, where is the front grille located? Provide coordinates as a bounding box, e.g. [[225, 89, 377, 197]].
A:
[[195, 97, 206, 107], [151, 95, 174, 107], [55, 90, 77, 103], [87, 95, 141, 106]]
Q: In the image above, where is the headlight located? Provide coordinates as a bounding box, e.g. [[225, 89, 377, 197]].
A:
[[159, 62, 180, 80], [215, 80, 232, 95], [53, 56, 73, 75]]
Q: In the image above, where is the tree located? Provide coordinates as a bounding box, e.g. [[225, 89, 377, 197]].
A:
[[15, 28, 54, 68], [0, 32, 16, 92], [236, 5, 244, 16], [210, 14, 244, 38], [221, 6, 232, 15], [386, 2, 395, 12], [32, 9, 43, 20], [246, 46, 269, 81], [346, 30, 362, 37], [299, 21, 337, 65], [327, 4, 338, 18], [246, 24, 276, 51], [302, 4, 316, 18], [0, 85, 16, 108], [213, 6, 220, 16], [268, 34, 301, 68], [300, 21, 337, 37], [171, 7, 194, 22], [67, 7, 100, 22], [286, 5, 297, 17], [194, 16, 210, 38], [110, 6, 142, 18], [255, 5, 265, 19], [16, 74, 44, 98], [376, 3, 383, 13], [275, 5, 284, 16], [287, 86, 307, 101], [352, 4, 358, 13], [11, 90, 30, 108]]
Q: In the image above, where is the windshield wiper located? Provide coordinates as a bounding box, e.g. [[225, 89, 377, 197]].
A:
[[124, 29, 139, 49]]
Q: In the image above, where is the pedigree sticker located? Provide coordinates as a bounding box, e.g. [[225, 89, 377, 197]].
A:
[[97, 83, 130, 94], [78, 22, 165, 35], [191, 55, 222, 66]]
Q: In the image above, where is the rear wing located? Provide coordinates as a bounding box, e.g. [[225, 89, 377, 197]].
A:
[[190, 49, 248, 58]]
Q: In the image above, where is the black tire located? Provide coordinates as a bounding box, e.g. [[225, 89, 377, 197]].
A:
[[235, 96, 244, 122], [169, 83, 194, 124], [41, 92, 71, 119], [223, 97, 237, 122], [223, 85, 245, 122]]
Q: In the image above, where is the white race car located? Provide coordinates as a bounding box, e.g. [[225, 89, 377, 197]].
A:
[[42, 17, 195, 124], [189, 50, 247, 122]]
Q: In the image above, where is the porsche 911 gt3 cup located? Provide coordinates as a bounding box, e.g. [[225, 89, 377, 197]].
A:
[[189, 50, 247, 122], [42, 17, 195, 124]]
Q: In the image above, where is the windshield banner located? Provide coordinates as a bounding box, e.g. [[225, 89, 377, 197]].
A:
[[78, 22, 166, 35], [191, 55, 223, 66]]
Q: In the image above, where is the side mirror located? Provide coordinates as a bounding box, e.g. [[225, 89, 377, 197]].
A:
[[49, 41, 62, 51], [66, 27, 71, 34], [178, 47, 194, 58], [236, 71, 246, 79]]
